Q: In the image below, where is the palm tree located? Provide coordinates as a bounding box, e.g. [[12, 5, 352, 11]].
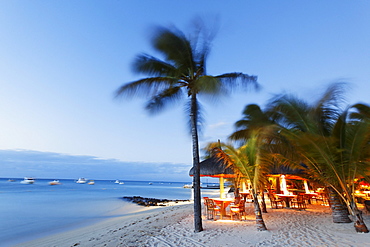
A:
[[229, 104, 275, 144], [211, 131, 270, 231], [267, 83, 370, 232], [115, 24, 258, 232], [350, 103, 370, 121]]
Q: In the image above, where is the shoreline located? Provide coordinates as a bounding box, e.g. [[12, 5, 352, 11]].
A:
[[15, 201, 193, 247], [15, 202, 370, 247]]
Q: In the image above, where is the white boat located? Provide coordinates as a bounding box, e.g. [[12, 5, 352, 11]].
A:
[[20, 177, 35, 184], [87, 180, 95, 185], [76, 178, 87, 184], [119, 182, 124, 185], [115, 180, 120, 184], [49, 180, 61, 185], [183, 183, 193, 188]]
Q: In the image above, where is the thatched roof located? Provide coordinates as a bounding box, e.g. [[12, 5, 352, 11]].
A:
[[266, 174, 308, 180], [189, 156, 235, 178]]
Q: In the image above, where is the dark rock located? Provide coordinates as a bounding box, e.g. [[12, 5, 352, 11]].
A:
[[122, 196, 190, 207]]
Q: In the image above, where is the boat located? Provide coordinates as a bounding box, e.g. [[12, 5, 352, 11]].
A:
[[115, 180, 120, 184], [20, 177, 35, 184], [202, 184, 220, 189], [7, 179, 16, 182], [149, 182, 153, 185], [119, 182, 124, 185], [49, 180, 61, 185], [183, 183, 193, 188], [76, 178, 87, 184], [87, 180, 95, 185]]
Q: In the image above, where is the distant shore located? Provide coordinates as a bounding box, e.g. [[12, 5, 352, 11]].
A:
[[16, 200, 370, 247]]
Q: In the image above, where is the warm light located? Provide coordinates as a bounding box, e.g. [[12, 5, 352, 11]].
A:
[[280, 175, 289, 195], [304, 180, 310, 194]]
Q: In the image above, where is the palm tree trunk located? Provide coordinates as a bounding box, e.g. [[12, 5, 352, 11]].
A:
[[260, 190, 267, 213], [327, 187, 352, 223], [252, 191, 267, 231], [190, 94, 203, 232], [350, 201, 369, 233]]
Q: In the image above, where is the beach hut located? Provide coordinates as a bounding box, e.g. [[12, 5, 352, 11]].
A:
[[189, 156, 236, 198], [266, 174, 311, 194]]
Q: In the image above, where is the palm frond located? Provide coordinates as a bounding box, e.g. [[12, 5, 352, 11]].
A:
[[229, 104, 275, 143], [311, 82, 348, 136], [215, 73, 259, 93], [145, 86, 184, 114], [195, 76, 222, 95], [349, 103, 370, 121], [132, 54, 178, 77], [267, 94, 313, 132], [115, 77, 177, 99], [152, 27, 195, 74]]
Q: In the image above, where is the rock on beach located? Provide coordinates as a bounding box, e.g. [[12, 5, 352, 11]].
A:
[[122, 196, 190, 206]]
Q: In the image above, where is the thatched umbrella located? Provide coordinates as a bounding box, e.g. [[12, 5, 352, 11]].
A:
[[189, 156, 236, 198]]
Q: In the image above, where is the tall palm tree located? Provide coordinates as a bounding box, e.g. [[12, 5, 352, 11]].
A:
[[267, 83, 370, 232], [212, 131, 270, 231], [115, 24, 258, 232]]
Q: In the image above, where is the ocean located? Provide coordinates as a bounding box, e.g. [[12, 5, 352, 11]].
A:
[[0, 178, 219, 246]]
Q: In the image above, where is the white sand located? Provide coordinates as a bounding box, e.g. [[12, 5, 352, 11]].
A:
[[17, 202, 370, 247]]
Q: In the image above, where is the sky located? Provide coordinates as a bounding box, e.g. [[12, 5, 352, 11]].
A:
[[1, 1, 370, 181]]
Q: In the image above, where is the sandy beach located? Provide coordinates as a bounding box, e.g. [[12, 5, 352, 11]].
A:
[[17, 201, 370, 247]]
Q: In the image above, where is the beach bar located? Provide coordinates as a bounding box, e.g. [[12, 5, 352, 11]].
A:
[[189, 156, 236, 198]]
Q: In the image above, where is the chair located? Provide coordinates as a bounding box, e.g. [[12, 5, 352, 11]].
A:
[[230, 199, 246, 220], [203, 197, 209, 216], [303, 194, 311, 205], [312, 193, 324, 204], [205, 198, 221, 220], [244, 193, 254, 205], [268, 193, 284, 209], [313, 193, 329, 206], [291, 194, 306, 210]]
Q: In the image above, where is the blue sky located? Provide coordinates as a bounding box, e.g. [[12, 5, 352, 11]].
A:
[[1, 1, 370, 181]]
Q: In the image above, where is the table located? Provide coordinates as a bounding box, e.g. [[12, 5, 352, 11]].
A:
[[276, 194, 297, 208], [363, 191, 370, 198], [304, 193, 318, 204], [212, 198, 234, 219], [239, 192, 252, 202]]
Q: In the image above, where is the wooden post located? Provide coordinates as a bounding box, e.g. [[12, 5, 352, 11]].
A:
[[220, 177, 225, 198]]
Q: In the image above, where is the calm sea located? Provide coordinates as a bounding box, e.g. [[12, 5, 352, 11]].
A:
[[0, 178, 219, 246]]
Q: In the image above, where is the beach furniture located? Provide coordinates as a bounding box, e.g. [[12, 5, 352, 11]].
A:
[[203, 197, 209, 216], [291, 194, 306, 210], [212, 198, 234, 220], [240, 191, 254, 204], [230, 199, 246, 221], [205, 198, 221, 220], [276, 194, 297, 208], [268, 193, 284, 209], [312, 192, 329, 206]]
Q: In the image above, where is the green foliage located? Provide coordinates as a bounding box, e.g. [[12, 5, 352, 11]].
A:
[[116, 21, 259, 232], [264, 83, 370, 215], [116, 25, 258, 130]]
